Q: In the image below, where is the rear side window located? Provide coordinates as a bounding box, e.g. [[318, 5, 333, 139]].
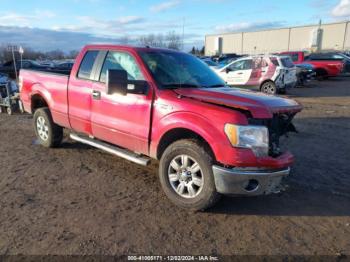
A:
[[78, 51, 99, 80]]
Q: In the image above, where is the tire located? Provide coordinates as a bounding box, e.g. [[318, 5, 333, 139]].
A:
[[260, 81, 276, 95], [33, 107, 63, 148], [159, 139, 221, 211]]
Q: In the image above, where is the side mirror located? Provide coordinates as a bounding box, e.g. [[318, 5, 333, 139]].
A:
[[106, 69, 128, 96], [225, 67, 232, 73], [106, 69, 149, 96]]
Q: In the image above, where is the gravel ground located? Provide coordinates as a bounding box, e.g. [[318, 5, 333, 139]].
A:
[[0, 78, 349, 258]]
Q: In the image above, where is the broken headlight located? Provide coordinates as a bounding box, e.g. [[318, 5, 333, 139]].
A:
[[224, 124, 269, 157]]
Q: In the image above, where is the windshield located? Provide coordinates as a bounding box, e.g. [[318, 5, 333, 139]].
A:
[[139, 51, 226, 89]]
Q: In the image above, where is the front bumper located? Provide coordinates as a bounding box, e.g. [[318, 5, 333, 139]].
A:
[[213, 166, 290, 195]]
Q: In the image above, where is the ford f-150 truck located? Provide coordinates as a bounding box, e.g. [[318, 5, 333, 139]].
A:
[[20, 45, 302, 210], [280, 51, 343, 79]]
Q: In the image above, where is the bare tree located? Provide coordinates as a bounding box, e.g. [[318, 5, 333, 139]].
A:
[[67, 50, 79, 59], [139, 31, 181, 50], [120, 36, 130, 45], [166, 31, 181, 50], [0, 45, 82, 64]]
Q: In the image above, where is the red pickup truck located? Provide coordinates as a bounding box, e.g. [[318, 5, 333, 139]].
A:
[[281, 51, 344, 79], [20, 45, 302, 210]]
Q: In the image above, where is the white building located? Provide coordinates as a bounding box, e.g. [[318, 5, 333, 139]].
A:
[[205, 21, 350, 56]]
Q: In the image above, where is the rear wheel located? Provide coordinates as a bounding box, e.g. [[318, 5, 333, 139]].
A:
[[33, 107, 63, 148], [261, 81, 276, 95], [159, 139, 221, 211]]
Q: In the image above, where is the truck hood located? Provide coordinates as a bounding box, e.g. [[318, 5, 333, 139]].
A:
[[174, 87, 302, 119]]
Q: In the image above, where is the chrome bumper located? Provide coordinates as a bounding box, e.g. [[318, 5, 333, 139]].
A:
[[212, 166, 290, 195]]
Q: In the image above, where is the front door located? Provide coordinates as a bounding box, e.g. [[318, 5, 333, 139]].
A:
[[223, 59, 253, 86], [90, 50, 153, 154]]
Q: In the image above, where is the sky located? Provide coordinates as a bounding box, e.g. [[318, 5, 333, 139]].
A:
[[0, 0, 349, 52]]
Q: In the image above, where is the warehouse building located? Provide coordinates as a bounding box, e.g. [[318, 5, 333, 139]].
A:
[[205, 21, 350, 56]]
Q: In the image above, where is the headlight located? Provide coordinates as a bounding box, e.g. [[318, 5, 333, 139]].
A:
[[224, 124, 269, 157]]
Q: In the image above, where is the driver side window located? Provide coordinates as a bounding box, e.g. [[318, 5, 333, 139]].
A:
[[100, 51, 145, 83]]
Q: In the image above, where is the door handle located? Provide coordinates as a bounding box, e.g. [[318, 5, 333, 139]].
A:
[[237, 72, 243, 75], [92, 90, 101, 100]]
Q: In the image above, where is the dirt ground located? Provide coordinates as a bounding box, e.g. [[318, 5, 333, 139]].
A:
[[0, 77, 349, 258]]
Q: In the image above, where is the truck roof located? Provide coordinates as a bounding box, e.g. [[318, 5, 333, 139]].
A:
[[82, 44, 181, 53]]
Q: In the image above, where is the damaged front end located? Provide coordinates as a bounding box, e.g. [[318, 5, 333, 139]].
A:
[[249, 112, 298, 157]]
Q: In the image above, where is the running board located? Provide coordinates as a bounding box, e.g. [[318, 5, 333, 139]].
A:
[[70, 133, 151, 166]]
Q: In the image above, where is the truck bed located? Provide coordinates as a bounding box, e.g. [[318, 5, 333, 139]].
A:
[[20, 69, 70, 128]]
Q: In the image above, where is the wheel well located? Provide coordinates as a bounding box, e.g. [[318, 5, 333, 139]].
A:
[[260, 80, 274, 90], [157, 128, 215, 161], [31, 94, 48, 112]]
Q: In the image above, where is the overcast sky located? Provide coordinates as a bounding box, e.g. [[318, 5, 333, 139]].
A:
[[0, 0, 349, 52]]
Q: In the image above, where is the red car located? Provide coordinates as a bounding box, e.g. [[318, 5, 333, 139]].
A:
[[20, 45, 302, 210], [281, 51, 344, 79]]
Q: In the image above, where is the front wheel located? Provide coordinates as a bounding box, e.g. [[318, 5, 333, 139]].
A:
[[33, 107, 63, 148], [159, 139, 221, 211]]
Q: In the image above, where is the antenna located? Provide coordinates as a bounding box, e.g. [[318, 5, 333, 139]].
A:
[[182, 17, 185, 51]]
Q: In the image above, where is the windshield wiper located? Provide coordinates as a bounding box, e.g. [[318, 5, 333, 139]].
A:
[[162, 83, 201, 89]]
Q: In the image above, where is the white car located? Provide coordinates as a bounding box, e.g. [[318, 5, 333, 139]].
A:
[[214, 55, 297, 94]]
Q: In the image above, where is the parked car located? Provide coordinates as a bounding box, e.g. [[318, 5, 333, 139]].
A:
[[280, 51, 344, 79], [201, 58, 221, 70], [48, 61, 74, 75], [304, 52, 350, 74], [214, 55, 297, 94], [212, 53, 243, 65], [55, 61, 74, 70], [39, 61, 55, 68], [295, 63, 316, 87], [20, 45, 302, 210], [0, 60, 48, 79]]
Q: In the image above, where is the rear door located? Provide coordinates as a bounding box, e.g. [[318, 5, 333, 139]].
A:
[[68, 50, 100, 135], [90, 50, 153, 154]]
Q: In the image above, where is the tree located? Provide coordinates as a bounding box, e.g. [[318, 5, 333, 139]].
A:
[[120, 36, 130, 45], [139, 31, 182, 50], [166, 31, 181, 50], [190, 46, 196, 54], [67, 50, 79, 59], [200, 46, 205, 56]]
